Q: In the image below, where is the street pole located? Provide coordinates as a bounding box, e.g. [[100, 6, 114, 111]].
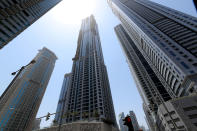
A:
[[0, 60, 36, 101], [0, 67, 24, 101], [36, 105, 65, 131]]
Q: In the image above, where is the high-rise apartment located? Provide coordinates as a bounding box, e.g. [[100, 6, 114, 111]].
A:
[[0, 47, 57, 131], [115, 24, 171, 130], [118, 112, 128, 131], [108, 0, 197, 97], [110, 0, 197, 130], [54, 15, 117, 127], [115, 22, 197, 131], [0, 0, 61, 49]]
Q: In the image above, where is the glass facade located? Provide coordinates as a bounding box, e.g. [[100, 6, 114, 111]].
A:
[[0, 47, 57, 131], [110, 0, 197, 130], [54, 73, 72, 124], [129, 111, 139, 131], [108, 0, 197, 97], [0, 0, 61, 49]]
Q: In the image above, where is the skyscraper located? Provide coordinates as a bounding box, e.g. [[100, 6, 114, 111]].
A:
[[119, 111, 140, 131], [129, 111, 140, 131], [0, 47, 57, 131], [118, 112, 128, 131], [115, 24, 171, 130], [115, 22, 197, 131], [0, 0, 61, 49], [55, 15, 117, 127], [54, 73, 72, 124], [108, 0, 197, 97], [111, 0, 197, 130]]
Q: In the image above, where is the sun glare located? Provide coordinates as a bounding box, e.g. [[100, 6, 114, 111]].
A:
[[51, 0, 97, 25]]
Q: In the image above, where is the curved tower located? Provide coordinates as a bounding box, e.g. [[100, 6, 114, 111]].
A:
[[0, 47, 57, 131]]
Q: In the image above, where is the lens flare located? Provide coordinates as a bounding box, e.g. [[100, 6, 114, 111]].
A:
[[51, 0, 97, 25]]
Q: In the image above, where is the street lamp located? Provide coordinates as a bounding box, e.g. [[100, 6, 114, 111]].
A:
[[0, 61, 36, 131], [11, 60, 36, 75], [0, 60, 36, 101]]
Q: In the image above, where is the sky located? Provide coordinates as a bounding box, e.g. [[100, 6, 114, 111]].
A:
[[0, 0, 196, 129]]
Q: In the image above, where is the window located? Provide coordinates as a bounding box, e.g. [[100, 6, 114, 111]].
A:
[[188, 114, 197, 119], [193, 63, 197, 67], [180, 62, 189, 69], [169, 51, 176, 56], [176, 58, 180, 61], [12, 0, 18, 4], [190, 70, 194, 73], [188, 59, 193, 62], [183, 55, 188, 58], [183, 106, 197, 112], [194, 123, 197, 127], [179, 51, 183, 54], [22, 10, 29, 17]]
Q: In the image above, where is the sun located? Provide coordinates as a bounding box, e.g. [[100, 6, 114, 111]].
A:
[[51, 0, 97, 25]]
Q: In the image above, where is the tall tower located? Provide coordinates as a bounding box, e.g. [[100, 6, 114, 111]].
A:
[[54, 73, 72, 124], [111, 0, 197, 130], [108, 0, 197, 97], [55, 15, 117, 126], [129, 111, 140, 131], [118, 112, 128, 131], [0, 47, 57, 131], [115, 24, 171, 130], [0, 0, 62, 49]]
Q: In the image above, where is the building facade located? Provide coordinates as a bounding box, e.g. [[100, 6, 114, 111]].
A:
[[54, 73, 72, 124], [129, 111, 140, 131], [0, 0, 61, 49], [0, 47, 57, 131], [118, 112, 128, 131], [115, 24, 171, 130], [110, 0, 197, 130], [108, 0, 197, 97], [143, 103, 155, 131], [54, 15, 117, 127], [158, 94, 197, 131], [115, 23, 197, 131]]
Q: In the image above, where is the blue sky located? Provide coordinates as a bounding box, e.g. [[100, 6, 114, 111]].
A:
[[0, 0, 196, 129]]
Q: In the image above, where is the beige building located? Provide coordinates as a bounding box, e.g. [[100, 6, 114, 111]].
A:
[[158, 94, 197, 131]]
